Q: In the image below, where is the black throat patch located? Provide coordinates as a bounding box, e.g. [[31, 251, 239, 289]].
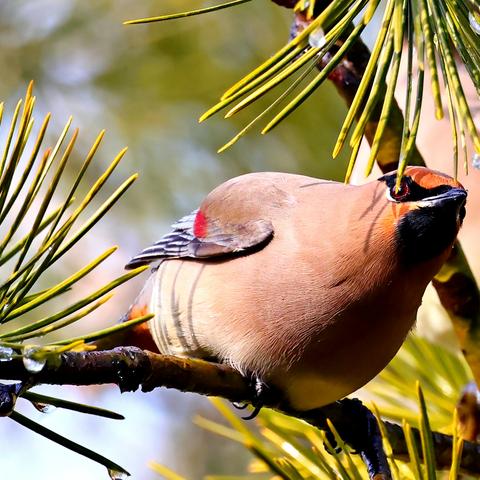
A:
[[396, 204, 460, 264]]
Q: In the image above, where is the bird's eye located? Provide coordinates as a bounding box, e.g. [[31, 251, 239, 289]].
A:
[[387, 181, 411, 202]]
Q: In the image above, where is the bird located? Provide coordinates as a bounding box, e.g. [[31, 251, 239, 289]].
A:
[[109, 166, 467, 412]]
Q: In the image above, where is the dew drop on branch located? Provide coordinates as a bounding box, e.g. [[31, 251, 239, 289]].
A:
[[0, 346, 14, 362], [473, 152, 480, 170], [469, 11, 480, 35], [107, 469, 128, 480], [309, 27, 326, 48], [33, 402, 56, 414], [22, 347, 46, 373]]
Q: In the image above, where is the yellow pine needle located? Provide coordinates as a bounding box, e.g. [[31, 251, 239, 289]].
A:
[[5, 247, 117, 321], [221, 0, 346, 100], [418, 0, 443, 120], [149, 462, 186, 480], [262, 22, 365, 135], [52, 312, 153, 346], [417, 382, 437, 480], [332, 0, 396, 159], [224, 47, 320, 119], [218, 57, 318, 152], [199, 46, 303, 123], [402, 420, 423, 479], [449, 409, 463, 480]]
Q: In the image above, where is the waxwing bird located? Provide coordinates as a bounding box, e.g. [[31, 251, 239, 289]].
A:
[[116, 166, 466, 412]]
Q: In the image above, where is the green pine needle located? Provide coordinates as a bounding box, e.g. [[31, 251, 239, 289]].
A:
[[0, 84, 149, 474], [124, 0, 253, 25], [22, 391, 125, 420], [145, 0, 480, 171], [9, 411, 129, 476]]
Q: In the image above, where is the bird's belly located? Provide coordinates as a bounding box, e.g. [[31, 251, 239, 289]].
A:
[[148, 255, 422, 411], [271, 308, 417, 410], [272, 373, 351, 410]]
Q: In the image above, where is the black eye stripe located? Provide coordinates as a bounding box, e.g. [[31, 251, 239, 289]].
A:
[[415, 184, 454, 197], [381, 174, 453, 202]]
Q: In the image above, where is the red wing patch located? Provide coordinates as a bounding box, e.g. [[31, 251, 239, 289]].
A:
[[125, 208, 274, 269], [193, 210, 208, 238]]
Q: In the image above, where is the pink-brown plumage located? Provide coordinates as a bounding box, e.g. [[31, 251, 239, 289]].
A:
[[123, 167, 466, 410]]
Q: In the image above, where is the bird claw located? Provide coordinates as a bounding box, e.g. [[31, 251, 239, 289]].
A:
[[232, 373, 270, 420], [323, 429, 342, 454], [242, 403, 263, 420]]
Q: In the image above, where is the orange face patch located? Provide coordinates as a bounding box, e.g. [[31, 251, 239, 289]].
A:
[[377, 201, 412, 235], [403, 166, 464, 190]]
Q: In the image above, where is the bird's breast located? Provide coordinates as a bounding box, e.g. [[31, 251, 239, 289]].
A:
[[270, 285, 420, 410]]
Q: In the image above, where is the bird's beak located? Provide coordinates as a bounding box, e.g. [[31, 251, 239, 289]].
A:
[[418, 187, 467, 222], [419, 188, 467, 207]]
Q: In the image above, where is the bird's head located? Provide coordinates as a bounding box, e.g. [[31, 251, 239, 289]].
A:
[[378, 166, 467, 264]]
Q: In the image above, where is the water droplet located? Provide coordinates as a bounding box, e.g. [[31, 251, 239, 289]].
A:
[[469, 11, 480, 35], [107, 468, 128, 480], [0, 346, 14, 362], [33, 402, 56, 414], [472, 152, 480, 170], [22, 347, 46, 373], [309, 27, 326, 49]]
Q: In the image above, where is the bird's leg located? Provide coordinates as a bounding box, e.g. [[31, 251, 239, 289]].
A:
[[331, 399, 391, 480]]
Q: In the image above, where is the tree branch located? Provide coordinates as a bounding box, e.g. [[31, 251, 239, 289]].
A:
[[1, 348, 480, 476]]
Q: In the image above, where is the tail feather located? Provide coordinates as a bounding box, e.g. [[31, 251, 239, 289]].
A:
[[93, 273, 159, 352]]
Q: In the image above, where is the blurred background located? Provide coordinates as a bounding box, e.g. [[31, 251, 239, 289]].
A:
[[0, 1, 477, 479]]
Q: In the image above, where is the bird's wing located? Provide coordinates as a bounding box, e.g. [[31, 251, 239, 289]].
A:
[[125, 208, 274, 269]]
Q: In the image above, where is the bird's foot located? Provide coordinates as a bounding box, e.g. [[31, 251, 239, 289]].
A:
[[231, 373, 271, 420], [323, 428, 342, 454], [243, 374, 270, 420]]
